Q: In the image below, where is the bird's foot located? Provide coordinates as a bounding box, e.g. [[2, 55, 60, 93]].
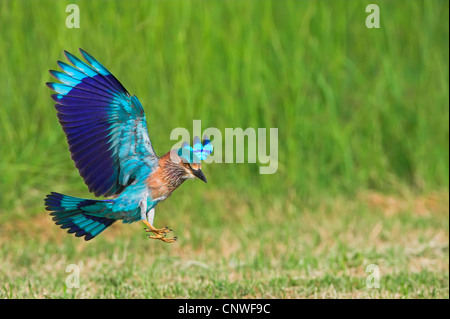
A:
[[142, 220, 177, 243], [148, 234, 178, 243], [144, 225, 172, 235]]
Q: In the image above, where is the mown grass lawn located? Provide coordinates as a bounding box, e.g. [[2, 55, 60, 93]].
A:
[[1, 190, 448, 298]]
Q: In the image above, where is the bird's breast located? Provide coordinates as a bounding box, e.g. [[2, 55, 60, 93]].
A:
[[146, 167, 174, 202]]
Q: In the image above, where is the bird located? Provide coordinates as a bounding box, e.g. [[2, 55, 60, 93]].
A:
[[44, 49, 213, 243]]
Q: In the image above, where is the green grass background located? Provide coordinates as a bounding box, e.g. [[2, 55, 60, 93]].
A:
[[0, 0, 448, 298]]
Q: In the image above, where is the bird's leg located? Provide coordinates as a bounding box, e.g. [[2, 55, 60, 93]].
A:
[[143, 207, 169, 233], [142, 207, 177, 243]]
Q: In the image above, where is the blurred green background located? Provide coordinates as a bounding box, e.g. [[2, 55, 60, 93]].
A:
[[0, 0, 448, 298]]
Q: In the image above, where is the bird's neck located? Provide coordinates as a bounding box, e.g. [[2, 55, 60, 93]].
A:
[[146, 152, 186, 200]]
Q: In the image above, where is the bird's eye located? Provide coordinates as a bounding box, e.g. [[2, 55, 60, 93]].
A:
[[189, 163, 201, 171]]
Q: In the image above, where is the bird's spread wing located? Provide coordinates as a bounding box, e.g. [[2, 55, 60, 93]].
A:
[[47, 49, 158, 197]]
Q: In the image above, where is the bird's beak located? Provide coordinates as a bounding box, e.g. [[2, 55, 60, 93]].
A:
[[193, 169, 207, 183]]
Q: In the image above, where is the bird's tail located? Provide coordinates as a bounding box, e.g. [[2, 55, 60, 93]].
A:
[[44, 192, 116, 241]]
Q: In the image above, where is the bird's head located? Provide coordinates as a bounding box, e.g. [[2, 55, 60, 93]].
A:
[[169, 136, 213, 183]]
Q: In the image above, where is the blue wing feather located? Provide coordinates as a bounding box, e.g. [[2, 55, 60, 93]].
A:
[[48, 49, 158, 197], [79, 49, 128, 93]]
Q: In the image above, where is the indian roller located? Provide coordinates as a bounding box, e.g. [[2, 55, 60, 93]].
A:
[[44, 49, 213, 243]]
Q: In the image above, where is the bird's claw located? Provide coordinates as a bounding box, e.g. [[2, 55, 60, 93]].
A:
[[148, 234, 178, 243], [144, 226, 172, 234], [142, 220, 177, 243]]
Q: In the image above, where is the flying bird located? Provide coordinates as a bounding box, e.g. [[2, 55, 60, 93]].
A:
[[44, 49, 213, 242]]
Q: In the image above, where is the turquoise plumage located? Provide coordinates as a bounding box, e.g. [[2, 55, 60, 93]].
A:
[[44, 49, 213, 242]]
